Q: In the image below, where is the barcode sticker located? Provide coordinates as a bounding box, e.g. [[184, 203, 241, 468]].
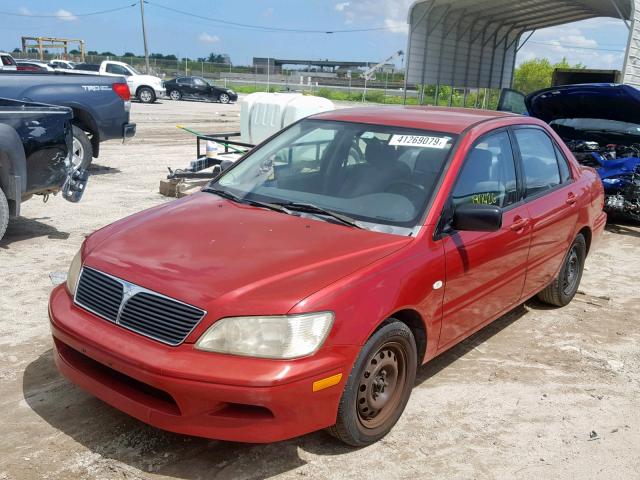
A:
[[389, 135, 450, 149]]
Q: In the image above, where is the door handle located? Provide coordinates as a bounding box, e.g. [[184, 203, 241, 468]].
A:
[[510, 218, 530, 231], [566, 193, 577, 205]]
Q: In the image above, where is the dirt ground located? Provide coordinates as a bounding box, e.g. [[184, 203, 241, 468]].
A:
[[1, 99, 639, 480]]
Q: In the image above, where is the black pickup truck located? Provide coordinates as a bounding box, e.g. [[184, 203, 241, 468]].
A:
[[0, 72, 135, 169], [0, 98, 88, 241]]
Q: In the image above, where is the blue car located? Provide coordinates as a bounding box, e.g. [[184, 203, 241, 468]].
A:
[[499, 83, 640, 221]]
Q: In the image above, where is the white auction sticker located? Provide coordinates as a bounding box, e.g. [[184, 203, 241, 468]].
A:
[[389, 135, 451, 149]]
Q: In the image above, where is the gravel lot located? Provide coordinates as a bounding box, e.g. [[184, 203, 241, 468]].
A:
[[1, 99, 639, 480]]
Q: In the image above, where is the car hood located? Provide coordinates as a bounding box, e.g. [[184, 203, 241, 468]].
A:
[[83, 192, 412, 319], [526, 84, 640, 124], [134, 74, 163, 85]]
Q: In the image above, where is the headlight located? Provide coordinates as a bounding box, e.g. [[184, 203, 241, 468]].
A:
[[66, 249, 83, 295], [195, 312, 334, 359]]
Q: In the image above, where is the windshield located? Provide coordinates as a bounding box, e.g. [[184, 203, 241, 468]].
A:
[[213, 119, 455, 235], [127, 64, 140, 75]]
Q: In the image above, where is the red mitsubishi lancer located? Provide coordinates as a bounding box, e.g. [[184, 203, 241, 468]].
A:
[[49, 107, 606, 446]]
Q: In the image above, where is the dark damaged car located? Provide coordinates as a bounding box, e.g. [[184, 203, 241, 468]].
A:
[[0, 98, 88, 240], [500, 84, 640, 222]]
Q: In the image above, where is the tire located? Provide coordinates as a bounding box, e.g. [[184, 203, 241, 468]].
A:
[[537, 234, 587, 307], [169, 89, 182, 101], [327, 321, 417, 446], [218, 93, 230, 104], [71, 125, 93, 170], [138, 86, 156, 103], [0, 187, 9, 241]]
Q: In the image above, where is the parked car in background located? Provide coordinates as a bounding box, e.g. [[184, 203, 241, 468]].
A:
[[16, 60, 55, 72], [165, 76, 238, 104], [499, 83, 640, 221], [49, 59, 77, 70], [73, 60, 165, 103], [0, 98, 88, 241], [0, 52, 17, 71], [0, 73, 136, 169], [50, 107, 606, 446]]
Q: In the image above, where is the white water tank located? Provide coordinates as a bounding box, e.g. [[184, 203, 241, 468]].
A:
[[240, 92, 334, 145]]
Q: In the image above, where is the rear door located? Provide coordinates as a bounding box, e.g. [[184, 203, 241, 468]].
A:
[[439, 129, 531, 349], [512, 127, 579, 298]]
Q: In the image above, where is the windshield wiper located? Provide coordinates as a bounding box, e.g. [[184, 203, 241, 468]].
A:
[[203, 188, 290, 214], [274, 202, 362, 229]]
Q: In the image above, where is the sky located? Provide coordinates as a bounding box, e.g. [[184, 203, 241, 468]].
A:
[[0, 0, 631, 70]]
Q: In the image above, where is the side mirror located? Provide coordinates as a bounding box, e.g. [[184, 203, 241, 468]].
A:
[[453, 204, 503, 232]]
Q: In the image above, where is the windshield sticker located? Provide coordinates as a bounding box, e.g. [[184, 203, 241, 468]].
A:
[[389, 135, 450, 149]]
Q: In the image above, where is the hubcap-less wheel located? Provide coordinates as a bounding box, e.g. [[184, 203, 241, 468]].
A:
[[562, 246, 580, 296], [169, 90, 181, 100], [72, 137, 84, 170], [357, 342, 407, 429], [219, 93, 230, 104]]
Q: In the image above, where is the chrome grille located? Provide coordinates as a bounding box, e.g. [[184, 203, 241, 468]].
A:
[[74, 267, 206, 346], [75, 267, 123, 321]]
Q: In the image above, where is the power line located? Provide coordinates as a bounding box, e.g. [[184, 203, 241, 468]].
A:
[[0, 4, 137, 18], [146, 1, 391, 34], [527, 40, 625, 53]]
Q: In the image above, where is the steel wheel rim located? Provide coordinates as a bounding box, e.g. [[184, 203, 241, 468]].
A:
[[356, 342, 407, 430], [72, 136, 84, 168], [219, 93, 229, 103], [140, 90, 152, 102], [563, 246, 580, 295], [170, 90, 180, 100]]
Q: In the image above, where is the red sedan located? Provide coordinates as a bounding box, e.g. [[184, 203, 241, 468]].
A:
[[49, 107, 606, 446]]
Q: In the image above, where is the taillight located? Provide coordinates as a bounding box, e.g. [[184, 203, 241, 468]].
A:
[[112, 82, 130, 101]]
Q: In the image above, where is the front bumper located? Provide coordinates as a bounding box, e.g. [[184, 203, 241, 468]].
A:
[[155, 87, 166, 98], [48, 285, 356, 443]]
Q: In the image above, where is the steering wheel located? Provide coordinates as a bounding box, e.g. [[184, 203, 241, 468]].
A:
[[385, 182, 426, 208]]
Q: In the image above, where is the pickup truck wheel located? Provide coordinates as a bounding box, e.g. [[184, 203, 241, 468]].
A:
[[71, 125, 93, 170], [0, 187, 9, 241], [138, 87, 156, 104], [327, 321, 417, 446], [218, 93, 230, 104], [537, 234, 586, 307], [169, 89, 182, 101]]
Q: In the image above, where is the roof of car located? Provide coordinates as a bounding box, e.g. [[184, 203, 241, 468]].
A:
[[310, 106, 516, 134]]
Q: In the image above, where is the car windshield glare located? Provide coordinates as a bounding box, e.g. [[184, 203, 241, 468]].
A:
[[214, 119, 456, 235]]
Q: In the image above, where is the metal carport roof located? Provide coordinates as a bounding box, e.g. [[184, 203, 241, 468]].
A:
[[405, 0, 639, 93]]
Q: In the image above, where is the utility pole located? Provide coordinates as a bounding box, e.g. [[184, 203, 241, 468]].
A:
[[139, 0, 150, 74]]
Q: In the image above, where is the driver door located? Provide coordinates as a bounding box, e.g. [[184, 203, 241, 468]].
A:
[[438, 129, 531, 350]]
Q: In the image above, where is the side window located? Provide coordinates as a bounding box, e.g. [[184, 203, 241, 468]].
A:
[[273, 128, 336, 172], [452, 131, 518, 208], [106, 64, 129, 76], [515, 129, 561, 197], [554, 144, 572, 183]]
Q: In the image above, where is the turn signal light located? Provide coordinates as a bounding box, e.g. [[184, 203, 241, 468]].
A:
[[112, 82, 131, 101], [312, 373, 343, 392]]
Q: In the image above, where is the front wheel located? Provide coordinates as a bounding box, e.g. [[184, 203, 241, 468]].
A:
[[0, 187, 9, 241], [138, 87, 156, 103], [218, 93, 230, 104], [327, 321, 417, 446], [169, 89, 182, 101], [537, 234, 587, 307]]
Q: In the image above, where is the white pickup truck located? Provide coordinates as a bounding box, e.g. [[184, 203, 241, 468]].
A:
[[73, 60, 165, 103]]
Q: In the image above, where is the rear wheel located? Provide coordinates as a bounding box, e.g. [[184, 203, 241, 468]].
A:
[[0, 187, 9, 241], [138, 87, 156, 103], [71, 125, 93, 170], [169, 89, 182, 101], [537, 234, 586, 307], [327, 321, 417, 446], [218, 93, 230, 104]]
